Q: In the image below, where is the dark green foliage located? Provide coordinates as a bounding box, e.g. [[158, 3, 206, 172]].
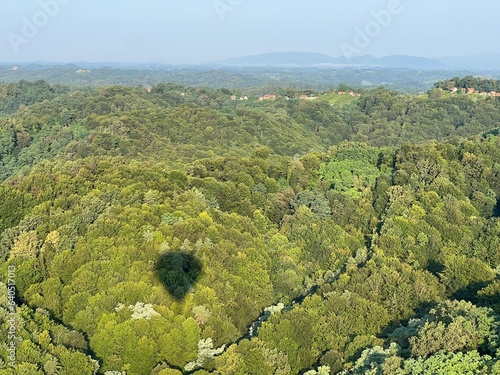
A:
[[435, 75, 500, 92], [0, 185, 34, 236], [290, 189, 331, 219], [155, 252, 203, 300], [0, 80, 65, 115]]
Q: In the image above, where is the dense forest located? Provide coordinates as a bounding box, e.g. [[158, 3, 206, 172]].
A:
[[0, 65, 488, 92], [435, 75, 500, 93], [0, 78, 500, 374]]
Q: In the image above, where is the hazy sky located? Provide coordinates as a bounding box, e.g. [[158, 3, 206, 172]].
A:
[[1, 0, 499, 63]]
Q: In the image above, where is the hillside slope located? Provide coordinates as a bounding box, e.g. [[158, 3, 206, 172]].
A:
[[0, 80, 500, 374]]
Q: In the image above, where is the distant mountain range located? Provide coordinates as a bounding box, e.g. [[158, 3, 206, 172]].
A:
[[218, 52, 500, 71], [3, 53, 500, 72]]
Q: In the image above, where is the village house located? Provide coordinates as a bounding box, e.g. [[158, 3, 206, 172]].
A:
[[231, 95, 237, 101], [467, 88, 475, 94], [259, 93, 276, 101]]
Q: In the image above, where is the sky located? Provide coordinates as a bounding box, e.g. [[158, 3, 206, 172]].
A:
[[1, 0, 500, 64]]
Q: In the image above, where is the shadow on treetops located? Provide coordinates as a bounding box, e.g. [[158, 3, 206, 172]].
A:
[[155, 251, 203, 300]]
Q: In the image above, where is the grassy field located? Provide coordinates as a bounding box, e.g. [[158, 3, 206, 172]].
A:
[[321, 92, 360, 106]]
